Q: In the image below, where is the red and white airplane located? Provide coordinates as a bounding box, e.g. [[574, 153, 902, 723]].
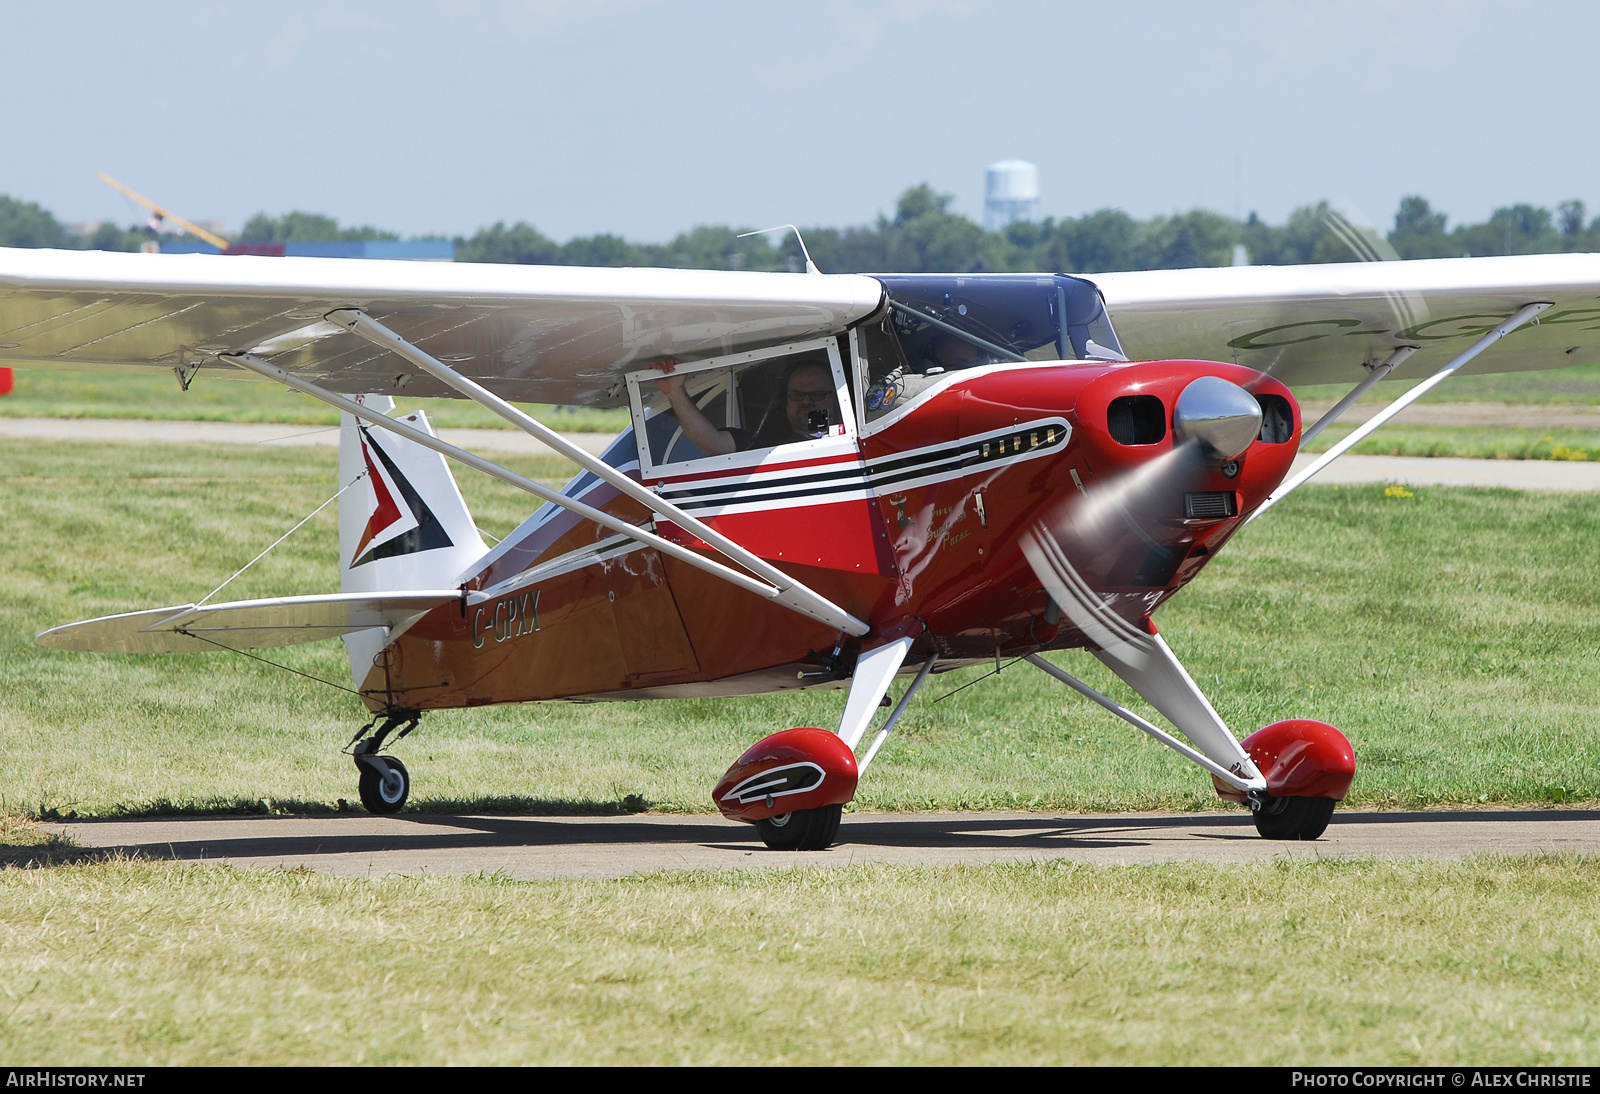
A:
[[7, 245, 1598, 846]]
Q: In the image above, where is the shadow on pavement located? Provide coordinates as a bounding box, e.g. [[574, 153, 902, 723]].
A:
[[50, 808, 1600, 866]]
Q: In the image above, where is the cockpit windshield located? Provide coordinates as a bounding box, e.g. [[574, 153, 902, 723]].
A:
[[859, 274, 1125, 422]]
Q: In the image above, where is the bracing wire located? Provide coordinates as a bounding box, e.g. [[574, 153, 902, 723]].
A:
[[177, 628, 367, 700], [933, 658, 1021, 704], [197, 472, 365, 606]]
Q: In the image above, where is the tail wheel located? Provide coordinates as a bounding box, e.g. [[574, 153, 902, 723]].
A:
[[1252, 794, 1335, 840], [754, 804, 842, 851], [358, 756, 410, 815]]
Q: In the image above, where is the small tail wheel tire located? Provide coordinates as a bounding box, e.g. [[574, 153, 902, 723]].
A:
[[1252, 794, 1335, 840], [358, 756, 409, 815], [754, 804, 842, 851]]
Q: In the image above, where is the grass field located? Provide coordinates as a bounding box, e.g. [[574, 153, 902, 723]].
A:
[[1293, 360, 1600, 406], [0, 855, 1595, 1065], [6, 360, 1600, 440], [5, 436, 1600, 1066], [1301, 424, 1600, 461], [0, 368, 632, 432], [3, 437, 1600, 819]]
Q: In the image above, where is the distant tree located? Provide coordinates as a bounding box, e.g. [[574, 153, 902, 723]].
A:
[[1061, 210, 1138, 273], [1389, 196, 1454, 259], [1453, 204, 1556, 257], [880, 184, 1010, 272], [803, 225, 889, 274], [81, 222, 142, 251], [13, 186, 1587, 277], [657, 225, 783, 271], [1133, 210, 1238, 270], [559, 233, 644, 267], [240, 211, 398, 242], [454, 221, 559, 264], [1558, 200, 1586, 243], [0, 196, 69, 248], [891, 184, 947, 224]]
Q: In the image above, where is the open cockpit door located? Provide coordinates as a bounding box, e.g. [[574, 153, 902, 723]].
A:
[[626, 337, 895, 576]]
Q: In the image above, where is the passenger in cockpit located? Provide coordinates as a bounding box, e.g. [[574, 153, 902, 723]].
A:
[[656, 359, 838, 455]]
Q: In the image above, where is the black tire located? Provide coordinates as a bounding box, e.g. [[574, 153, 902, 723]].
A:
[[1252, 795, 1335, 840], [754, 804, 843, 851], [358, 756, 409, 815]]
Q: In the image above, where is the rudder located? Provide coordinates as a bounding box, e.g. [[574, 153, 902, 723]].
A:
[[338, 395, 487, 686]]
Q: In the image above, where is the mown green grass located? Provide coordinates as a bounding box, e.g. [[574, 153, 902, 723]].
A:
[[9, 360, 1600, 437], [0, 367, 631, 432], [3, 438, 1599, 817], [0, 856, 1595, 1065], [1293, 359, 1600, 406], [1301, 424, 1600, 460]]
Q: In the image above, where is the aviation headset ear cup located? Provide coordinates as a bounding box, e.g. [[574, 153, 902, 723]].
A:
[[753, 804, 842, 851], [358, 756, 410, 814], [1251, 795, 1334, 841]]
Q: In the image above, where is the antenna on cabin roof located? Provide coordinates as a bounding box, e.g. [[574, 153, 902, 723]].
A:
[[738, 224, 820, 274]]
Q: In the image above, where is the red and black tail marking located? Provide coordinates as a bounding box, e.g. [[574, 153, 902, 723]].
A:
[[350, 426, 454, 569]]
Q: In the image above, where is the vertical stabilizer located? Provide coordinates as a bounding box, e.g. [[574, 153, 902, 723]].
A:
[[338, 396, 487, 685]]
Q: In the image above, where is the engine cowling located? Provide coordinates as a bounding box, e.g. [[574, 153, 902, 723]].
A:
[[712, 727, 860, 823], [1214, 719, 1356, 802]]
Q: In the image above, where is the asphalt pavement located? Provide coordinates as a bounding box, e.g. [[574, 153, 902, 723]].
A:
[[42, 808, 1600, 880]]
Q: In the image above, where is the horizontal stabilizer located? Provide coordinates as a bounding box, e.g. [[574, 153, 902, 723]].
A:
[[36, 590, 462, 655]]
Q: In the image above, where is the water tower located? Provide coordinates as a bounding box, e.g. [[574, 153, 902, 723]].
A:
[[984, 161, 1039, 230]]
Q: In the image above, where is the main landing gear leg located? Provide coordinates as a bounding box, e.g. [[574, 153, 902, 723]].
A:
[[348, 712, 418, 815], [712, 638, 929, 852]]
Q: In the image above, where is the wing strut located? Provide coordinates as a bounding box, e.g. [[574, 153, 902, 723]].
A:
[[1299, 345, 1418, 447], [1250, 301, 1552, 522], [319, 309, 869, 638], [220, 352, 868, 636]]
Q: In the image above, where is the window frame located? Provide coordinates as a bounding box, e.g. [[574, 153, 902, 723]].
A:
[[625, 336, 858, 481]]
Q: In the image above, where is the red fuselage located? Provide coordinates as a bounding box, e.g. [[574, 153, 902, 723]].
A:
[[368, 358, 1300, 710]]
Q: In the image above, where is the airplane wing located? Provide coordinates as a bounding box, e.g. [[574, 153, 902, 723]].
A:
[[1092, 253, 1600, 387], [0, 247, 884, 406], [35, 591, 464, 655], [5, 246, 1596, 401]]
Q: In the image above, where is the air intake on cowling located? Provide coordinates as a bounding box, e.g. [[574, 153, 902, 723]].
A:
[[1184, 492, 1238, 519]]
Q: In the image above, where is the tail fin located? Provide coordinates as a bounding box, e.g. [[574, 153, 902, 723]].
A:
[[338, 395, 487, 685]]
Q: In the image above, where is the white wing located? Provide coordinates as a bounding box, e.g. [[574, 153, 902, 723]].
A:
[[1094, 253, 1600, 386], [0, 247, 884, 406]]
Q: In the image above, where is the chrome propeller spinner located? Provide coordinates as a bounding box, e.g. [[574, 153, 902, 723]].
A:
[[1173, 376, 1262, 465]]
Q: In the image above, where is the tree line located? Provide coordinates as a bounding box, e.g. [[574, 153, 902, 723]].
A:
[[4, 186, 1598, 273]]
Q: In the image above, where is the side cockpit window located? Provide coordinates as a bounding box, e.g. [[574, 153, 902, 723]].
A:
[[626, 339, 853, 478]]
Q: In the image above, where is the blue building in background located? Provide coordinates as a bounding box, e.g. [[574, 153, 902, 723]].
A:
[[153, 239, 455, 260]]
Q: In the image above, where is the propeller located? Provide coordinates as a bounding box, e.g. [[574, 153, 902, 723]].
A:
[[1022, 375, 1262, 663]]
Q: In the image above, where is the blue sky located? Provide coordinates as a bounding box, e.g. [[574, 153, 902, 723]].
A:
[[3, 1, 1594, 242]]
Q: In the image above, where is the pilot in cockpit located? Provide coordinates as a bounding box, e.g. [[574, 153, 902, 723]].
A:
[[656, 358, 838, 456], [920, 332, 993, 374]]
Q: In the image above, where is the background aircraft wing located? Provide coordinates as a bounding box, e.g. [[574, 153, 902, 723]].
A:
[[0, 248, 884, 406], [36, 591, 463, 654], [1093, 253, 1600, 387]]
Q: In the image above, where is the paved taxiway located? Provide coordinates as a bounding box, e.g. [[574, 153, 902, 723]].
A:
[[44, 809, 1600, 880]]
